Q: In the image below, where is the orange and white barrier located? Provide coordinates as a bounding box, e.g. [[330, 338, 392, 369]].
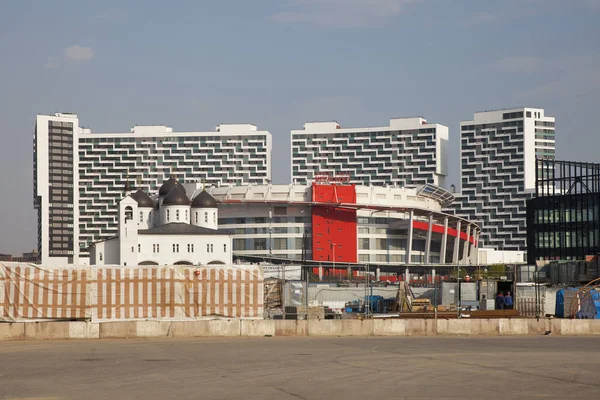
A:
[[0, 263, 263, 322]]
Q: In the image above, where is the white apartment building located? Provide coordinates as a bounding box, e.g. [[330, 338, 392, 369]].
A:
[[290, 118, 448, 187], [450, 107, 556, 251], [33, 113, 272, 265]]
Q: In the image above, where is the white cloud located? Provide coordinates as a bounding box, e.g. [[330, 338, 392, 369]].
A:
[[493, 56, 541, 73], [272, 0, 422, 28], [65, 45, 95, 62]]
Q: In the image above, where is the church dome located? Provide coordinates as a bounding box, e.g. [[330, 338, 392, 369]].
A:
[[130, 189, 154, 208], [162, 185, 190, 206], [191, 190, 218, 208], [159, 176, 186, 197]]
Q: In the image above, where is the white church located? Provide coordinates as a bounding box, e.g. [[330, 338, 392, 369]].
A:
[[89, 177, 232, 266]]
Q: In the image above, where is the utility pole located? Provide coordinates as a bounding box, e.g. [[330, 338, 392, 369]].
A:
[[457, 264, 462, 319]]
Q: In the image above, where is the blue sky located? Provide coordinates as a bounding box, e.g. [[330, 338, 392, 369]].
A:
[[0, 0, 599, 254]]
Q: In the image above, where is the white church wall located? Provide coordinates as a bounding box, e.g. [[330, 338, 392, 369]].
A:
[[136, 234, 232, 266]]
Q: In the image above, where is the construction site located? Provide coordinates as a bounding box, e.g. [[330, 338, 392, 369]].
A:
[[261, 256, 600, 322]]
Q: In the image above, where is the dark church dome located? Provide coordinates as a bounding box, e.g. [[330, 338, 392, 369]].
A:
[[162, 185, 190, 206], [130, 189, 154, 208], [191, 190, 218, 208]]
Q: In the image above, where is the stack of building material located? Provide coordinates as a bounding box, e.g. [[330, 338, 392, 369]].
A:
[[264, 278, 283, 310], [284, 305, 325, 319]]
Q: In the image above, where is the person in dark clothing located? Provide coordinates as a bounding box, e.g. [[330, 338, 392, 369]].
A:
[[504, 291, 513, 310], [495, 292, 505, 310]]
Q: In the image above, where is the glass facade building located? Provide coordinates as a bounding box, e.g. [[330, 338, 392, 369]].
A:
[[527, 159, 600, 264]]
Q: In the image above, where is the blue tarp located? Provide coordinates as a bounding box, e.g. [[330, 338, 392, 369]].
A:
[[555, 288, 578, 318], [557, 288, 600, 319]]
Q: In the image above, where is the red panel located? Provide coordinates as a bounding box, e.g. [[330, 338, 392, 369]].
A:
[[431, 224, 446, 234], [311, 184, 357, 263], [412, 221, 429, 231], [413, 221, 476, 244]]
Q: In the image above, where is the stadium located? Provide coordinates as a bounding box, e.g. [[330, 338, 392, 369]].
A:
[[205, 174, 480, 276]]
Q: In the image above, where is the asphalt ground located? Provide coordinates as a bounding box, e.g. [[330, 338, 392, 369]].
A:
[[0, 336, 598, 400]]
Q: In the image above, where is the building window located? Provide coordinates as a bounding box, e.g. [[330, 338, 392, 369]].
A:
[[176, 209, 180, 221], [138, 244, 141, 253], [139, 211, 143, 223], [157, 244, 160, 253], [205, 212, 208, 223], [224, 244, 227, 253], [185, 210, 188, 221], [173, 244, 176, 253], [173, 244, 180, 253], [207, 244, 210, 253], [167, 210, 170, 221], [99, 252, 103, 261], [176, 244, 179, 252], [125, 206, 133, 221], [195, 212, 198, 224], [187, 244, 190, 252], [233, 239, 246, 250], [210, 244, 213, 253], [131, 246, 134, 253], [254, 238, 267, 250], [213, 212, 216, 224], [274, 238, 287, 250], [153, 244, 156, 253], [359, 238, 370, 250], [191, 244, 194, 252]]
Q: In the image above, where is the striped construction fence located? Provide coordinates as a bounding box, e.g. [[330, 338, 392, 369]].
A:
[[0, 263, 263, 322]]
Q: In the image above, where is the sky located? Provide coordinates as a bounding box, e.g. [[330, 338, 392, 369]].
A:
[[0, 0, 599, 255]]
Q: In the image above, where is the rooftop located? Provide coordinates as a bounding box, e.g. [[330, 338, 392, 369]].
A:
[[138, 223, 231, 236]]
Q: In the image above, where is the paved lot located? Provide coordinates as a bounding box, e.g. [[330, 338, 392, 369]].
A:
[[0, 336, 599, 399]]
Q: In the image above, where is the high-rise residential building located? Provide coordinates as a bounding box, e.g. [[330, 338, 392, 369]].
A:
[[451, 107, 556, 251], [291, 118, 448, 187], [33, 113, 272, 265]]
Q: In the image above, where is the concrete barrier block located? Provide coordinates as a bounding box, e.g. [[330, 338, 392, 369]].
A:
[[499, 319, 528, 335], [527, 319, 550, 335], [340, 320, 373, 336], [561, 319, 591, 335], [550, 318, 562, 335], [207, 319, 241, 336], [169, 321, 210, 337], [373, 319, 406, 336], [135, 321, 172, 338], [241, 319, 275, 336], [274, 320, 298, 336], [69, 321, 100, 339], [24, 322, 71, 340], [589, 320, 600, 335], [99, 321, 138, 339], [0, 323, 25, 341], [308, 320, 345, 336], [296, 320, 308, 336], [406, 319, 436, 336], [438, 319, 471, 335], [470, 319, 499, 335], [170, 319, 240, 337]]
